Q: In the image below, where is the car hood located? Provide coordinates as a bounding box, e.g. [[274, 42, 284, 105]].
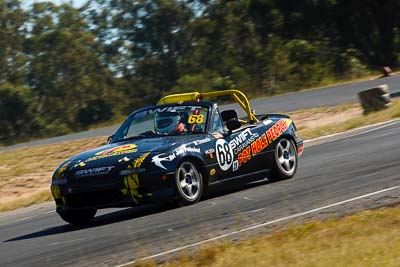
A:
[[65, 134, 210, 169]]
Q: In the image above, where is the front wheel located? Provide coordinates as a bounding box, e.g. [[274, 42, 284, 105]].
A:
[[57, 208, 97, 225], [271, 137, 298, 180], [174, 161, 203, 206]]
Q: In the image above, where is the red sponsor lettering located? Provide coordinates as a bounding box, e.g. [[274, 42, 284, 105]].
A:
[[279, 120, 288, 132], [273, 125, 280, 138], [265, 119, 290, 145], [251, 134, 269, 155], [267, 128, 274, 143], [238, 146, 251, 166], [261, 134, 268, 149]]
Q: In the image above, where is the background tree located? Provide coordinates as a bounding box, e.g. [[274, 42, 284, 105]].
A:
[[25, 2, 116, 132], [1, 0, 400, 144], [0, 0, 27, 84]]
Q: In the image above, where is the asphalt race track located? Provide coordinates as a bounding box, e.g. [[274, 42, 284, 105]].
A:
[[0, 120, 399, 266], [1, 74, 400, 152]]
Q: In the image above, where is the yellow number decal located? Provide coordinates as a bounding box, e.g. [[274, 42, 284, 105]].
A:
[[188, 114, 204, 124]]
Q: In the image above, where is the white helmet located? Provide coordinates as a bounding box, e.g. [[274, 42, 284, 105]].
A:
[[156, 112, 182, 134]]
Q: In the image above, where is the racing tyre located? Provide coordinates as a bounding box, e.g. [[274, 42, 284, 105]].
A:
[[57, 208, 97, 225], [175, 161, 203, 206], [271, 137, 298, 180]]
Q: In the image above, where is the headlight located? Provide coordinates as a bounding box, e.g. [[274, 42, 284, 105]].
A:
[[120, 168, 146, 176]]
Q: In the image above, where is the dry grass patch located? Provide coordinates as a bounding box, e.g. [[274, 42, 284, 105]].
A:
[[0, 136, 107, 211], [0, 189, 52, 212], [290, 98, 400, 139], [138, 205, 400, 267]]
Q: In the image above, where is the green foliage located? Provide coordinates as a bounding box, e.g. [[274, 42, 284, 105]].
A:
[[170, 73, 214, 94], [0, 0, 398, 144], [0, 0, 28, 84], [75, 99, 114, 127], [0, 83, 43, 142]]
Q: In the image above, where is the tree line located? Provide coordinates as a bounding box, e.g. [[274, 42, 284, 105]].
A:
[[1, 0, 399, 144]]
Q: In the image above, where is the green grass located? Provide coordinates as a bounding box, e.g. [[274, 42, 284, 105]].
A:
[[134, 205, 400, 267]]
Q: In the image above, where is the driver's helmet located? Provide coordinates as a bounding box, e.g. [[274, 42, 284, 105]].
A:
[[156, 112, 186, 134]]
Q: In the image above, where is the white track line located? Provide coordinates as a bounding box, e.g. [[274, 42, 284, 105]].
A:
[[116, 185, 399, 267], [14, 210, 55, 222], [304, 119, 400, 144]]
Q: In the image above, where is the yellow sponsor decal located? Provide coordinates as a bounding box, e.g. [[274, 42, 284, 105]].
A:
[[86, 144, 138, 162], [124, 174, 140, 204], [283, 118, 292, 128], [51, 185, 61, 199], [210, 168, 216, 176], [73, 161, 86, 168], [123, 153, 150, 203], [95, 144, 137, 155], [132, 152, 150, 168], [54, 161, 71, 179]]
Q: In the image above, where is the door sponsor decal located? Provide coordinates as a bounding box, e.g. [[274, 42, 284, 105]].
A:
[[227, 119, 292, 170], [151, 153, 176, 170], [228, 128, 259, 154]]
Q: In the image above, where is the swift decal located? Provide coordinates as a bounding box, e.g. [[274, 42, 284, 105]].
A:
[[135, 106, 202, 117], [229, 128, 258, 154], [75, 166, 115, 177]]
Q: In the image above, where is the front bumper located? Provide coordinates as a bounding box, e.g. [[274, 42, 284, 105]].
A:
[[296, 138, 304, 157], [51, 170, 176, 210]]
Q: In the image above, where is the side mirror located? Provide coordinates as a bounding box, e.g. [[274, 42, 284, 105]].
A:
[[226, 119, 241, 133], [107, 135, 114, 144]]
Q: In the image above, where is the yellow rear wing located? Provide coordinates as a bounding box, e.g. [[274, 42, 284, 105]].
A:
[[157, 89, 258, 123]]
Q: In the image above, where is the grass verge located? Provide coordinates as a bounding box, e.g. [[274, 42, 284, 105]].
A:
[[134, 204, 400, 267], [290, 99, 400, 139], [0, 99, 399, 212], [0, 136, 107, 212]]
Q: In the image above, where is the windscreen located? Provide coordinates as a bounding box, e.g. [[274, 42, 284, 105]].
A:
[[112, 105, 209, 142]]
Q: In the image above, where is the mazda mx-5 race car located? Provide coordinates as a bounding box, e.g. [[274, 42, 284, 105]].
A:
[[51, 90, 303, 225]]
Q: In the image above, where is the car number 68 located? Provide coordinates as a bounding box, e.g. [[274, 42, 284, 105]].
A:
[[216, 139, 233, 171]]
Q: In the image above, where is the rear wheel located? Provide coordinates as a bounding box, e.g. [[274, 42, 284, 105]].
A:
[[57, 208, 97, 225], [174, 161, 203, 206], [271, 137, 298, 180]]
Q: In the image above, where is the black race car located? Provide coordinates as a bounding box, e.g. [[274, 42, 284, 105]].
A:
[[51, 90, 303, 225]]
